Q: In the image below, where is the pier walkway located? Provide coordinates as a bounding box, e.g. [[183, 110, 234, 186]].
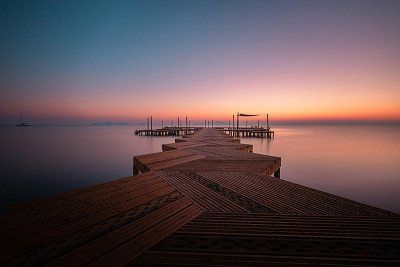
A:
[[0, 128, 399, 265]]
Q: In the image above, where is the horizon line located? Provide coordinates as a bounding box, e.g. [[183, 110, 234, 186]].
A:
[[1, 119, 399, 127]]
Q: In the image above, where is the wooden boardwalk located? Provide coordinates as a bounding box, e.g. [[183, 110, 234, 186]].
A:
[[1, 128, 399, 265], [134, 127, 198, 136]]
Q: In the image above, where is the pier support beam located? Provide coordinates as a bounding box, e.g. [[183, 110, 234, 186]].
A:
[[273, 168, 280, 178], [133, 165, 140, 175]]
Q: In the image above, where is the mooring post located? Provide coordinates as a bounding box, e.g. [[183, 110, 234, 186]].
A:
[[150, 116, 153, 132], [232, 115, 235, 137], [185, 116, 188, 134]]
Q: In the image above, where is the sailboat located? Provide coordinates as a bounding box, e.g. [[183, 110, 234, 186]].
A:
[[16, 112, 30, 127]]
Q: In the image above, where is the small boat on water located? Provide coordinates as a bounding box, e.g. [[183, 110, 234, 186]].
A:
[[16, 112, 30, 127]]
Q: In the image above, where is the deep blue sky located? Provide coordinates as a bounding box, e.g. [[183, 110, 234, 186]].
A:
[[1, 0, 399, 124]]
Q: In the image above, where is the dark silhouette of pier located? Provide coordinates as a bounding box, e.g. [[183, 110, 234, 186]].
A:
[[134, 114, 274, 138]]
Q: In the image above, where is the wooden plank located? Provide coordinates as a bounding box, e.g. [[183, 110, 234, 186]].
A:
[[157, 171, 248, 213], [92, 203, 203, 266], [133, 149, 205, 172], [133, 213, 400, 265], [165, 158, 281, 175], [1, 178, 171, 245], [0, 174, 164, 235], [176, 213, 400, 239], [46, 197, 198, 266], [196, 170, 397, 216], [0, 185, 176, 263], [0, 172, 156, 223]]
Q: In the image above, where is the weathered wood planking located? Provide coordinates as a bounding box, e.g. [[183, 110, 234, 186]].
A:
[[157, 170, 397, 216], [132, 149, 206, 172], [133, 213, 400, 265], [0, 172, 202, 265]]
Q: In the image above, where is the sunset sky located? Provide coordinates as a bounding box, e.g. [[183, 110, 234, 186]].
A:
[[1, 0, 399, 124]]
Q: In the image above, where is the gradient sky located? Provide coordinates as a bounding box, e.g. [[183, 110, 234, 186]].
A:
[[1, 0, 399, 124]]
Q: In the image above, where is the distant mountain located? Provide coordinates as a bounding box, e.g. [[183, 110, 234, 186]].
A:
[[132, 122, 147, 126], [91, 122, 131, 126]]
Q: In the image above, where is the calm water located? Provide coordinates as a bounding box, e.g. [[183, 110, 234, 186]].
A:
[[0, 125, 399, 213]]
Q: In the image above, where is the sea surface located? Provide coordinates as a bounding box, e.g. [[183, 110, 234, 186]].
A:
[[0, 125, 399, 213]]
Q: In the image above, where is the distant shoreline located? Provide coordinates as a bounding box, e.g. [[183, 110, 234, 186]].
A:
[[0, 121, 399, 127]]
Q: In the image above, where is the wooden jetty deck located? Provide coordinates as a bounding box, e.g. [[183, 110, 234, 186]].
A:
[[135, 126, 274, 138], [134, 127, 198, 136], [1, 128, 399, 265], [216, 126, 275, 138]]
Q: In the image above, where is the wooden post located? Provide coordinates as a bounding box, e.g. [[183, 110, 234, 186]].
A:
[[185, 116, 188, 134], [237, 113, 239, 137], [267, 114, 269, 130], [212, 120, 213, 127], [258, 120, 259, 128], [147, 117, 149, 130], [204, 120, 206, 127], [150, 116, 153, 131], [232, 115, 235, 137], [178, 117, 180, 128]]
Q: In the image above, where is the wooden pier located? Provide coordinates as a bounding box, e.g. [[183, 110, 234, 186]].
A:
[[216, 126, 275, 138], [134, 127, 199, 136], [0, 128, 399, 265], [135, 126, 274, 138]]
